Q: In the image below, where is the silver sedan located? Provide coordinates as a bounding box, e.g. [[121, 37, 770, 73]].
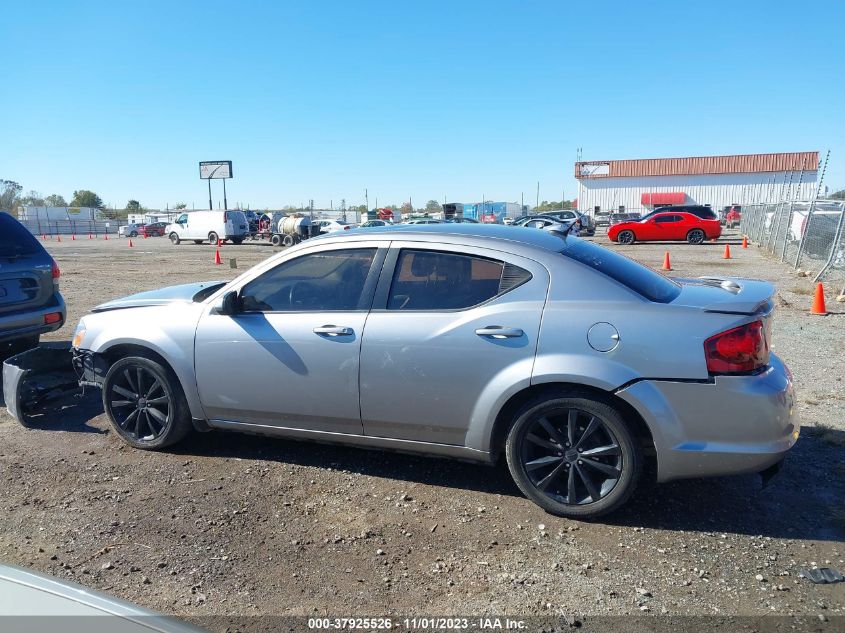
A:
[[69, 225, 798, 518]]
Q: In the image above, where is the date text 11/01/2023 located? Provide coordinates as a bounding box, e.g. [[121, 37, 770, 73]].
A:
[[307, 617, 528, 630]]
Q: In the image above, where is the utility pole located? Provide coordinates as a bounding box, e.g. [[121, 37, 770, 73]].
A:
[[365, 189, 369, 213], [536, 181, 539, 209]]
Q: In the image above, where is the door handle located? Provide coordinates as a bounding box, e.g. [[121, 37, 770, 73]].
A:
[[313, 325, 353, 337], [475, 326, 524, 339]]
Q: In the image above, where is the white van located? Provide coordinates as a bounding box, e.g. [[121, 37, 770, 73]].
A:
[[166, 210, 249, 245]]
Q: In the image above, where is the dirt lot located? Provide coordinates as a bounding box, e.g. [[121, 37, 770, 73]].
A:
[[1, 229, 843, 629]]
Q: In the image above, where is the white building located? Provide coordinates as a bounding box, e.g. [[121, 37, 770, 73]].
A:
[[18, 206, 103, 221], [575, 152, 819, 217]]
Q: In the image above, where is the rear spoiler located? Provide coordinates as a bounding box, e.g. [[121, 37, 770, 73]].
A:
[[679, 276, 775, 315]]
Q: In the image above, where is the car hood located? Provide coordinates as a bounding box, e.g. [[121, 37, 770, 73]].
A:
[[672, 276, 775, 315], [92, 281, 226, 312]]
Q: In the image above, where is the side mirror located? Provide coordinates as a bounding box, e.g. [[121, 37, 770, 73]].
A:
[[218, 290, 240, 316]]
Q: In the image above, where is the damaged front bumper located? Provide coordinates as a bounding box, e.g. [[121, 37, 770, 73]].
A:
[[2, 343, 81, 425]]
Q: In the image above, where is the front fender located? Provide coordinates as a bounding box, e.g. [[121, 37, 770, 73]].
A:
[[83, 304, 204, 419]]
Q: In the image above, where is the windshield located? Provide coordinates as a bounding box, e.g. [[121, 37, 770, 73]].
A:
[[560, 239, 681, 303]]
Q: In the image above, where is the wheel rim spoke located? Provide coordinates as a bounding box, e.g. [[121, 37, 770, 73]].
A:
[[136, 368, 144, 395], [580, 457, 621, 478], [575, 416, 600, 449], [566, 464, 577, 503], [525, 455, 564, 471], [580, 444, 620, 457], [146, 396, 169, 405], [576, 464, 601, 502], [121, 409, 139, 429], [147, 406, 167, 425], [123, 369, 137, 392], [526, 433, 561, 451], [145, 379, 162, 399], [111, 400, 134, 407], [536, 460, 568, 491], [566, 409, 577, 445], [538, 417, 566, 447]]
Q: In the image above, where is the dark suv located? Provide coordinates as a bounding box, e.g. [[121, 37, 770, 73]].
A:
[[0, 213, 66, 355]]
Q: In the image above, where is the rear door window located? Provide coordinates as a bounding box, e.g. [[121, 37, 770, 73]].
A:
[[0, 213, 42, 256], [387, 249, 531, 310]]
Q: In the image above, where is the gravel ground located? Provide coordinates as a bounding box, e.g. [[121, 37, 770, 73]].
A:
[[0, 229, 842, 629]]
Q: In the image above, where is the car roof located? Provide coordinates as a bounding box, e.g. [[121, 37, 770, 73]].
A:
[[318, 222, 569, 254]]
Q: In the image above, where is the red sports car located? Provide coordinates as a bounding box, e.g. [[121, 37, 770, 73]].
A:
[[608, 211, 721, 245], [138, 222, 167, 237]]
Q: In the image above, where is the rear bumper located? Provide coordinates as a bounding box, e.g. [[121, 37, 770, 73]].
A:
[[0, 295, 66, 343], [617, 353, 799, 482]]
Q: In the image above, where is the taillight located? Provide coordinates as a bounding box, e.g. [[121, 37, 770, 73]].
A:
[[704, 320, 769, 374], [344, 225, 350, 230], [44, 312, 62, 325], [51, 259, 61, 290]]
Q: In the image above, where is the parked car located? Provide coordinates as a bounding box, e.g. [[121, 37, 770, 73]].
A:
[[609, 212, 641, 225], [118, 223, 145, 238], [360, 219, 391, 228], [444, 217, 479, 224], [541, 210, 596, 236], [317, 219, 358, 233], [66, 224, 797, 519], [0, 563, 202, 631], [608, 211, 722, 245], [0, 213, 66, 356], [405, 218, 442, 224], [166, 210, 249, 245], [138, 222, 167, 237]]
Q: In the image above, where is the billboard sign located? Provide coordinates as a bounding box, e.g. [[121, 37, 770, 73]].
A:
[[199, 161, 233, 179], [579, 162, 610, 177]]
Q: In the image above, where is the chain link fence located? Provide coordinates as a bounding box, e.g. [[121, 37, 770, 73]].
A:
[[741, 200, 845, 294]]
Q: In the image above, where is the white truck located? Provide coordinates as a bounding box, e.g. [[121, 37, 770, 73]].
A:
[[166, 210, 249, 245]]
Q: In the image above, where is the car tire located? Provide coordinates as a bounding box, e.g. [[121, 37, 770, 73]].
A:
[[282, 234, 294, 247], [687, 229, 706, 244], [102, 356, 193, 450], [169, 232, 180, 245], [616, 230, 635, 245], [193, 240, 203, 244], [270, 234, 283, 247], [208, 231, 219, 245], [505, 389, 641, 519], [129, 231, 138, 238], [230, 238, 243, 245]]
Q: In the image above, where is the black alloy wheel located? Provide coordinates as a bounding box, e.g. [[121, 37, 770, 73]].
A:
[[506, 392, 641, 518], [617, 230, 635, 245], [687, 229, 705, 244], [102, 356, 192, 449]]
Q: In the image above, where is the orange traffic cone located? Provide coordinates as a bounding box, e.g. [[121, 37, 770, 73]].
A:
[[143, 232, 148, 239], [72, 234, 76, 240], [723, 244, 731, 259], [41, 234, 46, 240], [742, 236, 748, 249], [104, 234, 108, 240], [88, 233, 93, 239], [217, 238, 223, 247], [128, 238, 134, 248], [57, 235, 61, 242], [662, 252, 672, 270], [214, 249, 222, 265], [811, 283, 828, 315]]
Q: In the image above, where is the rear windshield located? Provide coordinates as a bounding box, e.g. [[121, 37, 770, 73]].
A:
[[560, 239, 681, 303], [0, 213, 43, 256]]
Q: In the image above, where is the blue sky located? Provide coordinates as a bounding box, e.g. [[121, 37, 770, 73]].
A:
[[2, 0, 843, 210]]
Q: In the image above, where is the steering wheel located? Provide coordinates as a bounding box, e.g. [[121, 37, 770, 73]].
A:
[[288, 281, 321, 308]]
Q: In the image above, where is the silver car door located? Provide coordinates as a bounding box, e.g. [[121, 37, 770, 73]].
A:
[[194, 244, 385, 434], [359, 242, 550, 445]]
